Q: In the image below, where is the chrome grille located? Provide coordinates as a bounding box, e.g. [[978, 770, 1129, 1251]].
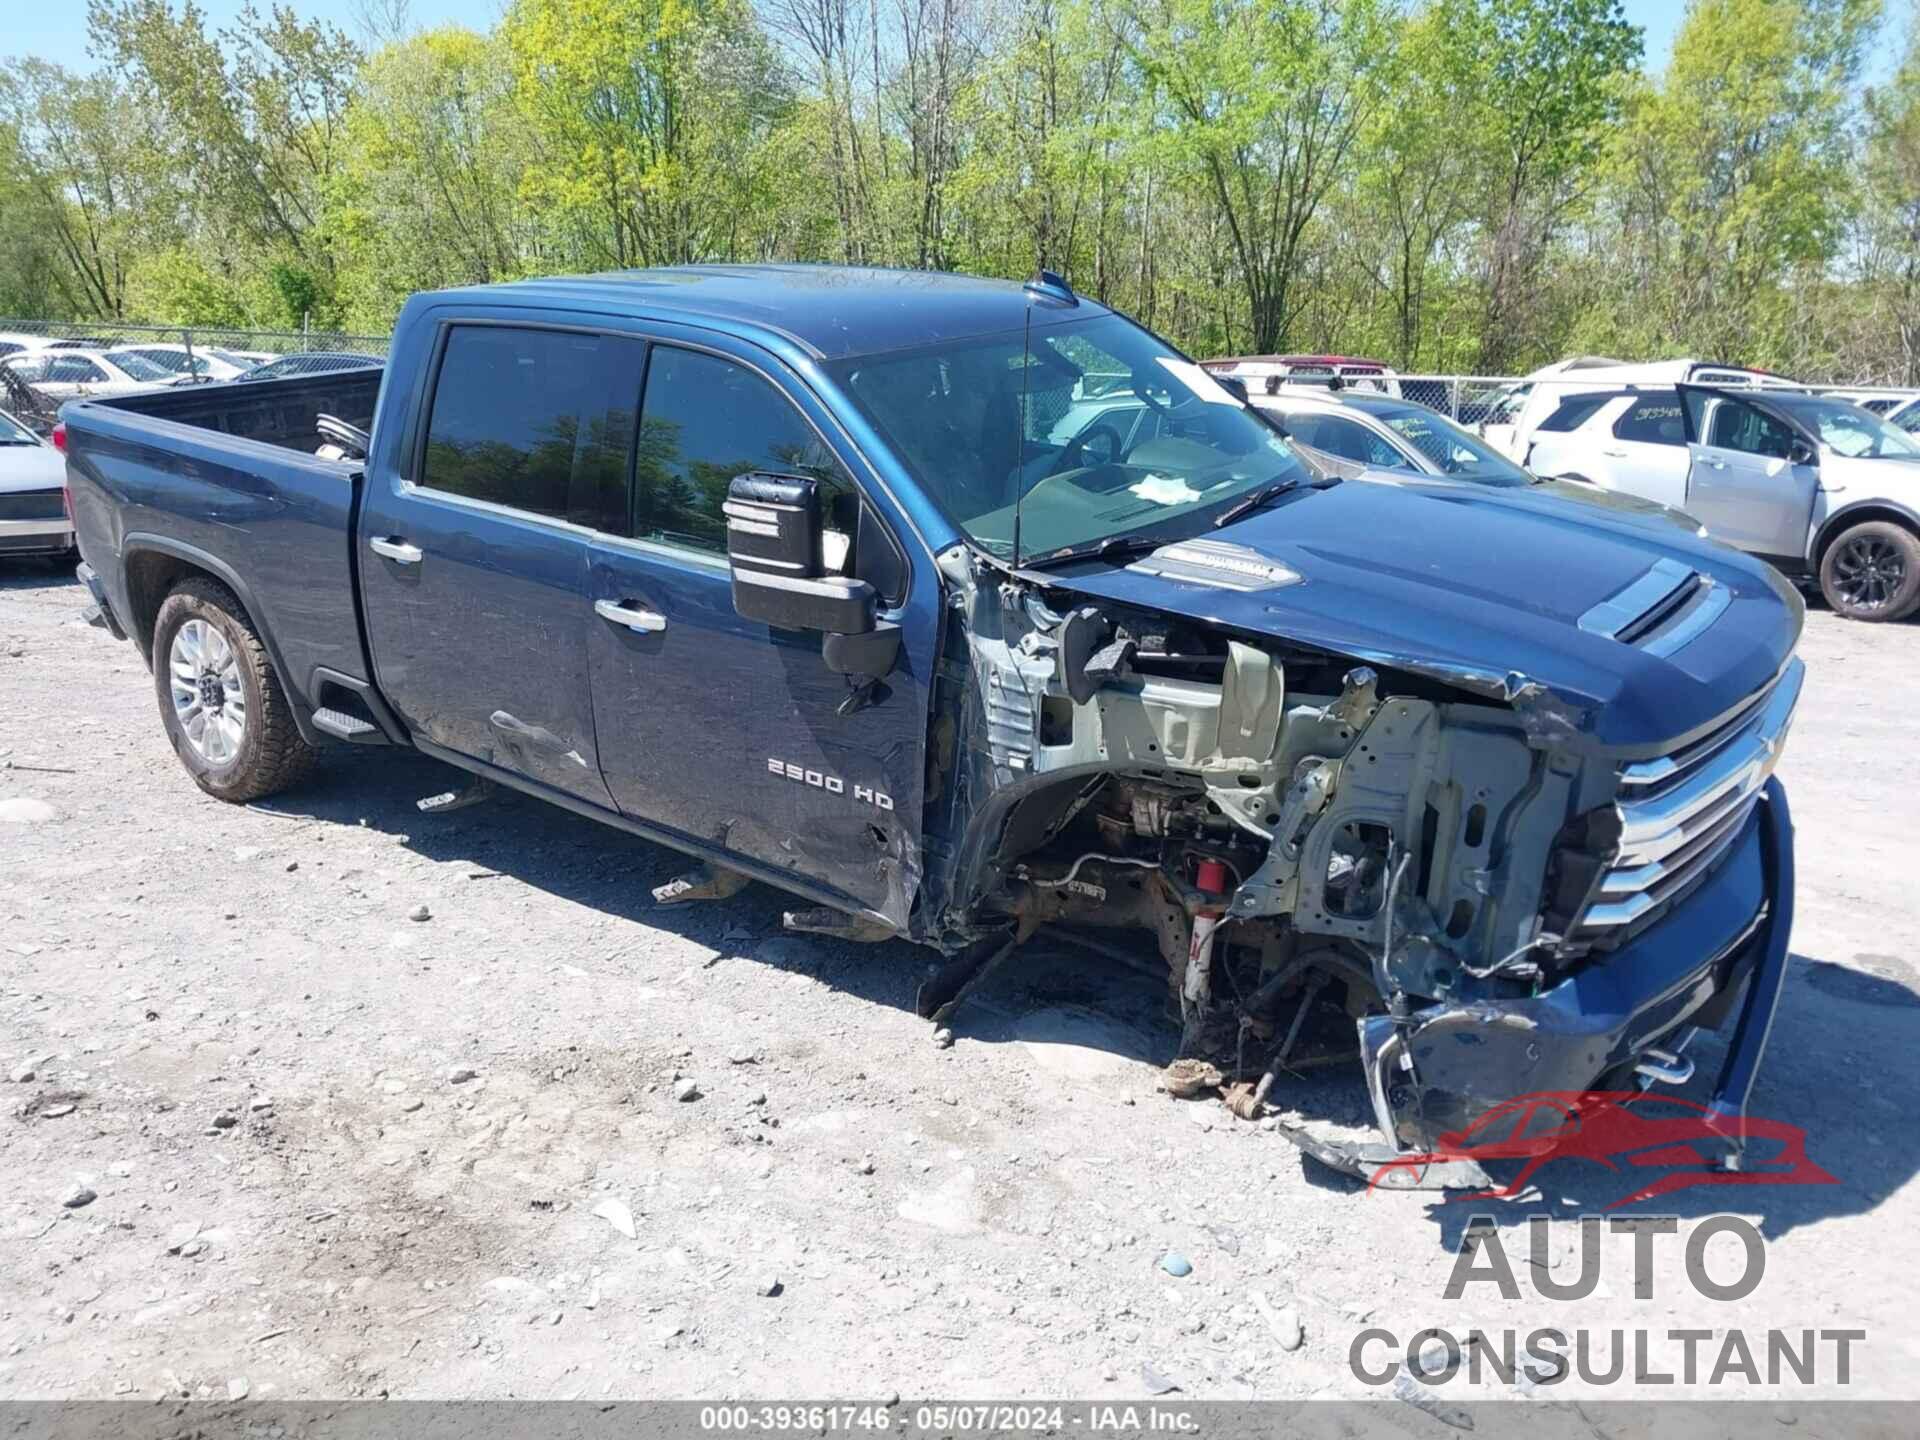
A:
[[1575, 658, 1803, 935]]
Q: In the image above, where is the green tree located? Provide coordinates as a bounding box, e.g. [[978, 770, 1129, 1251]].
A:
[[1465, 0, 1640, 370], [500, 0, 788, 269], [1589, 0, 1878, 369], [87, 0, 361, 323], [1123, 0, 1393, 354], [328, 25, 528, 328], [0, 59, 178, 318]]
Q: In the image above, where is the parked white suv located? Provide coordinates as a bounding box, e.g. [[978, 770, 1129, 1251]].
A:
[[1537, 383, 1920, 621], [1481, 359, 1793, 462], [1526, 389, 1693, 506]]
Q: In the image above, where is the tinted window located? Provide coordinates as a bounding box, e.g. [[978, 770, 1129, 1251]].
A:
[[1536, 392, 1616, 433], [1613, 393, 1686, 446], [1707, 401, 1794, 459], [1310, 415, 1411, 469], [48, 357, 106, 384], [634, 346, 852, 557], [421, 326, 641, 526]]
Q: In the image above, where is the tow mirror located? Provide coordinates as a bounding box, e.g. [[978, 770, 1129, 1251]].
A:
[[724, 473, 901, 680]]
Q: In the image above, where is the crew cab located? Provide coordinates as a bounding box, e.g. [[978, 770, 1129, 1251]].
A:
[[62, 266, 1805, 1173]]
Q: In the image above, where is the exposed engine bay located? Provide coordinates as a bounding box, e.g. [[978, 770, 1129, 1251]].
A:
[[908, 540, 1768, 1176]]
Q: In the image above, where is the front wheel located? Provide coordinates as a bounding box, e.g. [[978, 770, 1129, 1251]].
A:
[[151, 577, 319, 801], [1818, 520, 1920, 622]]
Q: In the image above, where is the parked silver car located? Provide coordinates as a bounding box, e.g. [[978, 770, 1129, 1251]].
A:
[[0, 408, 71, 558], [2, 347, 171, 401], [1244, 385, 1706, 534]]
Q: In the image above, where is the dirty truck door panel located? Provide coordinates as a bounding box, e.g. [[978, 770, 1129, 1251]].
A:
[[1679, 386, 1818, 557], [359, 322, 644, 807], [586, 340, 925, 926]]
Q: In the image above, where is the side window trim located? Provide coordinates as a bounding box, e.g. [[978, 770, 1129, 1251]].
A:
[[405, 318, 643, 535], [393, 311, 918, 605]]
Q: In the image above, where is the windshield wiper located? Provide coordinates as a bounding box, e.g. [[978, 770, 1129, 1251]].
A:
[[1212, 476, 1309, 529], [1023, 531, 1171, 570]]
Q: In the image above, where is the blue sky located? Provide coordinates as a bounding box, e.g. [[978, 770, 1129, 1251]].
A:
[[0, 0, 1909, 81]]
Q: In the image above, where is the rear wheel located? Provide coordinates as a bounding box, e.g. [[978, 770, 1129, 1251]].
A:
[[151, 577, 318, 801], [1819, 521, 1920, 622]]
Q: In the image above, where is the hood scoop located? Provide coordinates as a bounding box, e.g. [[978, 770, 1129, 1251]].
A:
[[1126, 537, 1304, 592], [1577, 557, 1727, 657]]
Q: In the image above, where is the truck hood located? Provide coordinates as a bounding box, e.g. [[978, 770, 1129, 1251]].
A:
[[1049, 477, 1801, 750]]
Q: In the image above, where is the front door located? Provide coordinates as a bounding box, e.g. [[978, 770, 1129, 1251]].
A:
[[1679, 386, 1819, 559], [585, 338, 926, 927], [359, 321, 645, 808]]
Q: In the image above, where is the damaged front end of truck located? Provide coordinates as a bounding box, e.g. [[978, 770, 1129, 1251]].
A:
[[908, 536, 1803, 1179]]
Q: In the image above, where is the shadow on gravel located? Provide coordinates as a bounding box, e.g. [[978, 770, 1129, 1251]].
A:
[[253, 747, 1915, 1237], [252, 744, 942, 1023], [1404, 949, 1919, 1247]]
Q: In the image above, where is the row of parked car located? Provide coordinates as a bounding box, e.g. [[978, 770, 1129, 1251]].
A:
[[0, 331, 382, 403], [1194, 353, 1920, 623], [1, 332, 384, 560]]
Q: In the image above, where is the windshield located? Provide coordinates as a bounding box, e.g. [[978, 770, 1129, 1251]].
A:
[[1374, 405, 1533, 483], [107, 351, 170, 382], [832, 313, 1310, 560], [1775, 398, 1920, 459], [116, 348, 189, 374], [0, 410, 37, 444]]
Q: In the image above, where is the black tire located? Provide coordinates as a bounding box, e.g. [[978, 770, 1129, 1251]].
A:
[[1818, 520, 1920, 622], [151, 577, 319, 801]]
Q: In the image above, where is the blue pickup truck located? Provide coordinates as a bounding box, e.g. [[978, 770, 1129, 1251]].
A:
[[63, 265, 1804, 1172]]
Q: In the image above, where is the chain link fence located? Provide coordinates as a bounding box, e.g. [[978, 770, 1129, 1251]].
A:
[[5, 318, 1917, 441], [0, 319, 391, 434]]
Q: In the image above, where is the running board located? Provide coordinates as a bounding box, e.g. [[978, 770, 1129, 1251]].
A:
[[312, 706, 388, 744]]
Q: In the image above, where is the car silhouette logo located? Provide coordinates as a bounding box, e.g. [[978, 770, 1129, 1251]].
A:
[[1367, 1090, 1836, 1209]]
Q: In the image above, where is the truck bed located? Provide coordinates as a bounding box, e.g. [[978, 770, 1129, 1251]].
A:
[[63, 371, 386, 718]]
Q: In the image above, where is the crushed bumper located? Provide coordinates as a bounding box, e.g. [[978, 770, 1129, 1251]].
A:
[[1348, 777, 1793, 1164]]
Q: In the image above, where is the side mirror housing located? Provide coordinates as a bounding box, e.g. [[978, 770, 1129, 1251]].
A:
[[1788, 439, 1817, 467], [724, 473, 901, 681]]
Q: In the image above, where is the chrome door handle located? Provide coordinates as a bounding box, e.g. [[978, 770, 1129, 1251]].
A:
[[369, 536, 422, 564], [1600, 448, 1627, 458], [595, 598, 667, 633]]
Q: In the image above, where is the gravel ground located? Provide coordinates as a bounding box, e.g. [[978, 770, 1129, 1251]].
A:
[[2, 562, 1918, 1406]]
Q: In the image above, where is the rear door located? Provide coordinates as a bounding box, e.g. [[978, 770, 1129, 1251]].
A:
[[1599, 390, 1691, 507], [358, 320, 644, 807], [1678, 385, 1818, 558], [585, 333, 927, 927]]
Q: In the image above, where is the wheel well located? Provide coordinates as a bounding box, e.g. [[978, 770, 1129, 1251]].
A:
[[1813, 506, 1920, 571], [124, 550, 240, 660]]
